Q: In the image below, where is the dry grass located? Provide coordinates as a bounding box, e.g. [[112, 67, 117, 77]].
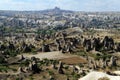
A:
[[98, 77, 110, 80], [60, 56, 87, 65]]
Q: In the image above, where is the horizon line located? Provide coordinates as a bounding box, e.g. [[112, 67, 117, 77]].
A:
[[0, 8, 120, 12]]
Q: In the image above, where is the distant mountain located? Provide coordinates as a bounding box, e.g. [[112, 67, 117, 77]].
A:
[[0, 7, 73, 17], [39, 7, 73, 14], [0, 7, 120, 17]]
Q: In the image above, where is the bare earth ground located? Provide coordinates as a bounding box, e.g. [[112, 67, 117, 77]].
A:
[[60, 57, 87, 65], [17, 51, 87, 65], [17, 51, 77, 60]]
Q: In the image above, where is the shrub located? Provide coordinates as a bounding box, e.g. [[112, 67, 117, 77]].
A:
[[0, 66, 9, 72], [48, 70, 54, 75], [64, 66, 69, 70], [0, 56, 5, 63], [19, 59, 30, 67]]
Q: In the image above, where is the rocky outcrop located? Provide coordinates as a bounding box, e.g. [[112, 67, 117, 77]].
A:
[[102, 36, 114, 50], [42, 44, 51, 52], [58, 61, 64, 74]]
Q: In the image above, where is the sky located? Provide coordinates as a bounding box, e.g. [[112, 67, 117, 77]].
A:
[[0, 0, 120, 11]]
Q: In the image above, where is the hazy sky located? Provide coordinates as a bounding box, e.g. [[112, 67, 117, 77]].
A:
[[0, 0, 120, 11]]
